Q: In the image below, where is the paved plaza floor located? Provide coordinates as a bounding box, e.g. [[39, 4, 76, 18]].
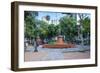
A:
[[24, 45, 90, 61]]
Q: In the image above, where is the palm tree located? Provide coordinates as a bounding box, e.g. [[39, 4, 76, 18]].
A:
[[45, 15, 50, 23]]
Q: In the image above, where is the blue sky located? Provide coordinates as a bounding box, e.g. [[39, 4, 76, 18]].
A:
[[36, 11, 67, 21], [36, 11, 90, 21]]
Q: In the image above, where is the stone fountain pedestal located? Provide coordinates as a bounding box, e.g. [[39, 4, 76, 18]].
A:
[[56, 35, 64, 44]]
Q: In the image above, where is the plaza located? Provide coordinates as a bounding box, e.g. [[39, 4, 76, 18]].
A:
[[24, 45, 90, 61]]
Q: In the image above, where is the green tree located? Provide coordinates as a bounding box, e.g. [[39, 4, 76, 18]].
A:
[[78, 13, 90, 47], [47, 24, 57, 39], [24, 11, 38, 39], [36, 20, 49, 39], [59, 15, 77, 42], [24, 11, 39, 52], [82, 17, 90, 38], [24, 16, 35, 39]]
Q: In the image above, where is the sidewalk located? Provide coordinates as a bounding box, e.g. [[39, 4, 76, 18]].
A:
[[25, 45, 90, 61]]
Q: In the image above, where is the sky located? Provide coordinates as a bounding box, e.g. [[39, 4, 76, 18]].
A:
[[37, 11, 67, 21], [25, 11, 91, 25], [36, 11, 90, 22]]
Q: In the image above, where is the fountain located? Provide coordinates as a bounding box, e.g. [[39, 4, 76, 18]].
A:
[[42, 35, 75, 48], [42, 12, 75, 49]]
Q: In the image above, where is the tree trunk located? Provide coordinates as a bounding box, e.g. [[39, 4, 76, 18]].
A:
[[34, 39, 38, 52]]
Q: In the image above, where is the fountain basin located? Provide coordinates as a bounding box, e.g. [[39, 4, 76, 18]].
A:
[[42, 43, 75, 48]]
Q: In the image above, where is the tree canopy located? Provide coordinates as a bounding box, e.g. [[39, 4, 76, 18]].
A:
[[24, 11, 90, 44]]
